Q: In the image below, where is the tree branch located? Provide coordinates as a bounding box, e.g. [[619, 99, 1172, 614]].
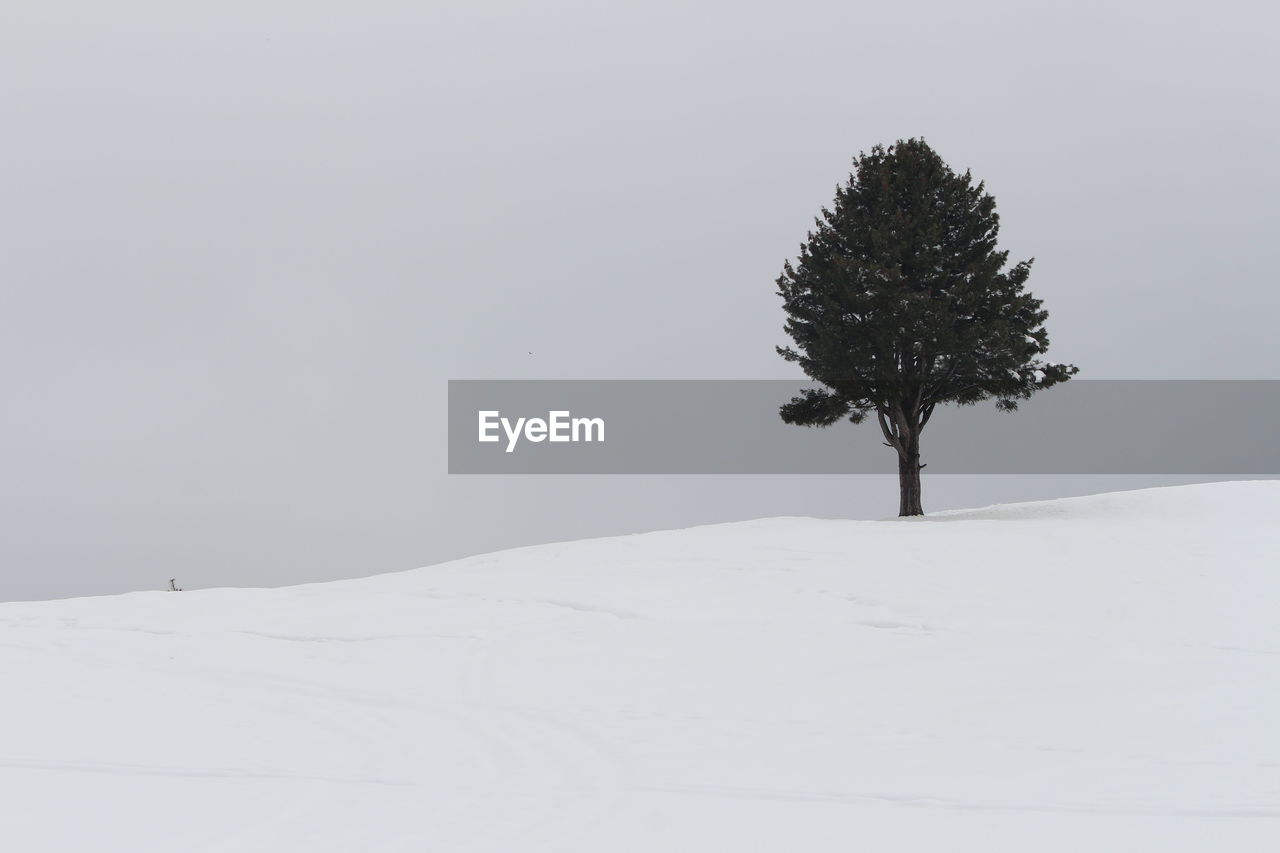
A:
[[876, 408, 904, 454]]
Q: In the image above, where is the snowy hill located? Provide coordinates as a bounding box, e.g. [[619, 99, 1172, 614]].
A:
[[2, 482, 1277, 852]]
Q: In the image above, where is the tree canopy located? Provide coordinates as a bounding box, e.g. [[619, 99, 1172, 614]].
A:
[[776, 138, 1077, 515]]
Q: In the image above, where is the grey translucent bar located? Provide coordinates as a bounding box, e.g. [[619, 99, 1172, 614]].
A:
[[447, 380, 1280, 474]]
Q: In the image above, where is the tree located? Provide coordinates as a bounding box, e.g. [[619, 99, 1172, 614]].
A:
[[776, 138, 1077, 516]]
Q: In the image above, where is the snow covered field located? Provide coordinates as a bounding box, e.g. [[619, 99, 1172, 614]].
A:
[[1, 482, 1277, 852]]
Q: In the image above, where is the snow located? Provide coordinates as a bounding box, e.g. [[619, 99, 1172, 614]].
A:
[[1, 482, 1277, 851]]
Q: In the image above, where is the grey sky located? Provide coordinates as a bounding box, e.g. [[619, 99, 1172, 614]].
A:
[[2, 1, 1277, 600]]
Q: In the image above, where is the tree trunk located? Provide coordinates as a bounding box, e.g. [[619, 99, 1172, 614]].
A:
[[897, 436, 924, 517]]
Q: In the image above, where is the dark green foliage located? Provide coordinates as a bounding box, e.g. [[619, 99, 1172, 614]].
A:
[[776, 138, 1077, 515]]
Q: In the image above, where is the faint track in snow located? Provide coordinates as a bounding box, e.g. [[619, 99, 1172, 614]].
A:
[[179, 667, 512, 852], [634, 782, 1280, 819], [447, 617, 626, 853], [0, 757, 415, 785]]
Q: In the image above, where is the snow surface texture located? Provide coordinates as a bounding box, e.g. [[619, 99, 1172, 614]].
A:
[[1, 482, 1277, 852]]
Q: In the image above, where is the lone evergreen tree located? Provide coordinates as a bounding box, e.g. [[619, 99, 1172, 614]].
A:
[[776, 139, 1077, 516]]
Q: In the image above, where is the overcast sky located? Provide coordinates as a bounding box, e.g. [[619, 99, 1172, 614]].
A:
[[2, 1, 1277, 600]]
